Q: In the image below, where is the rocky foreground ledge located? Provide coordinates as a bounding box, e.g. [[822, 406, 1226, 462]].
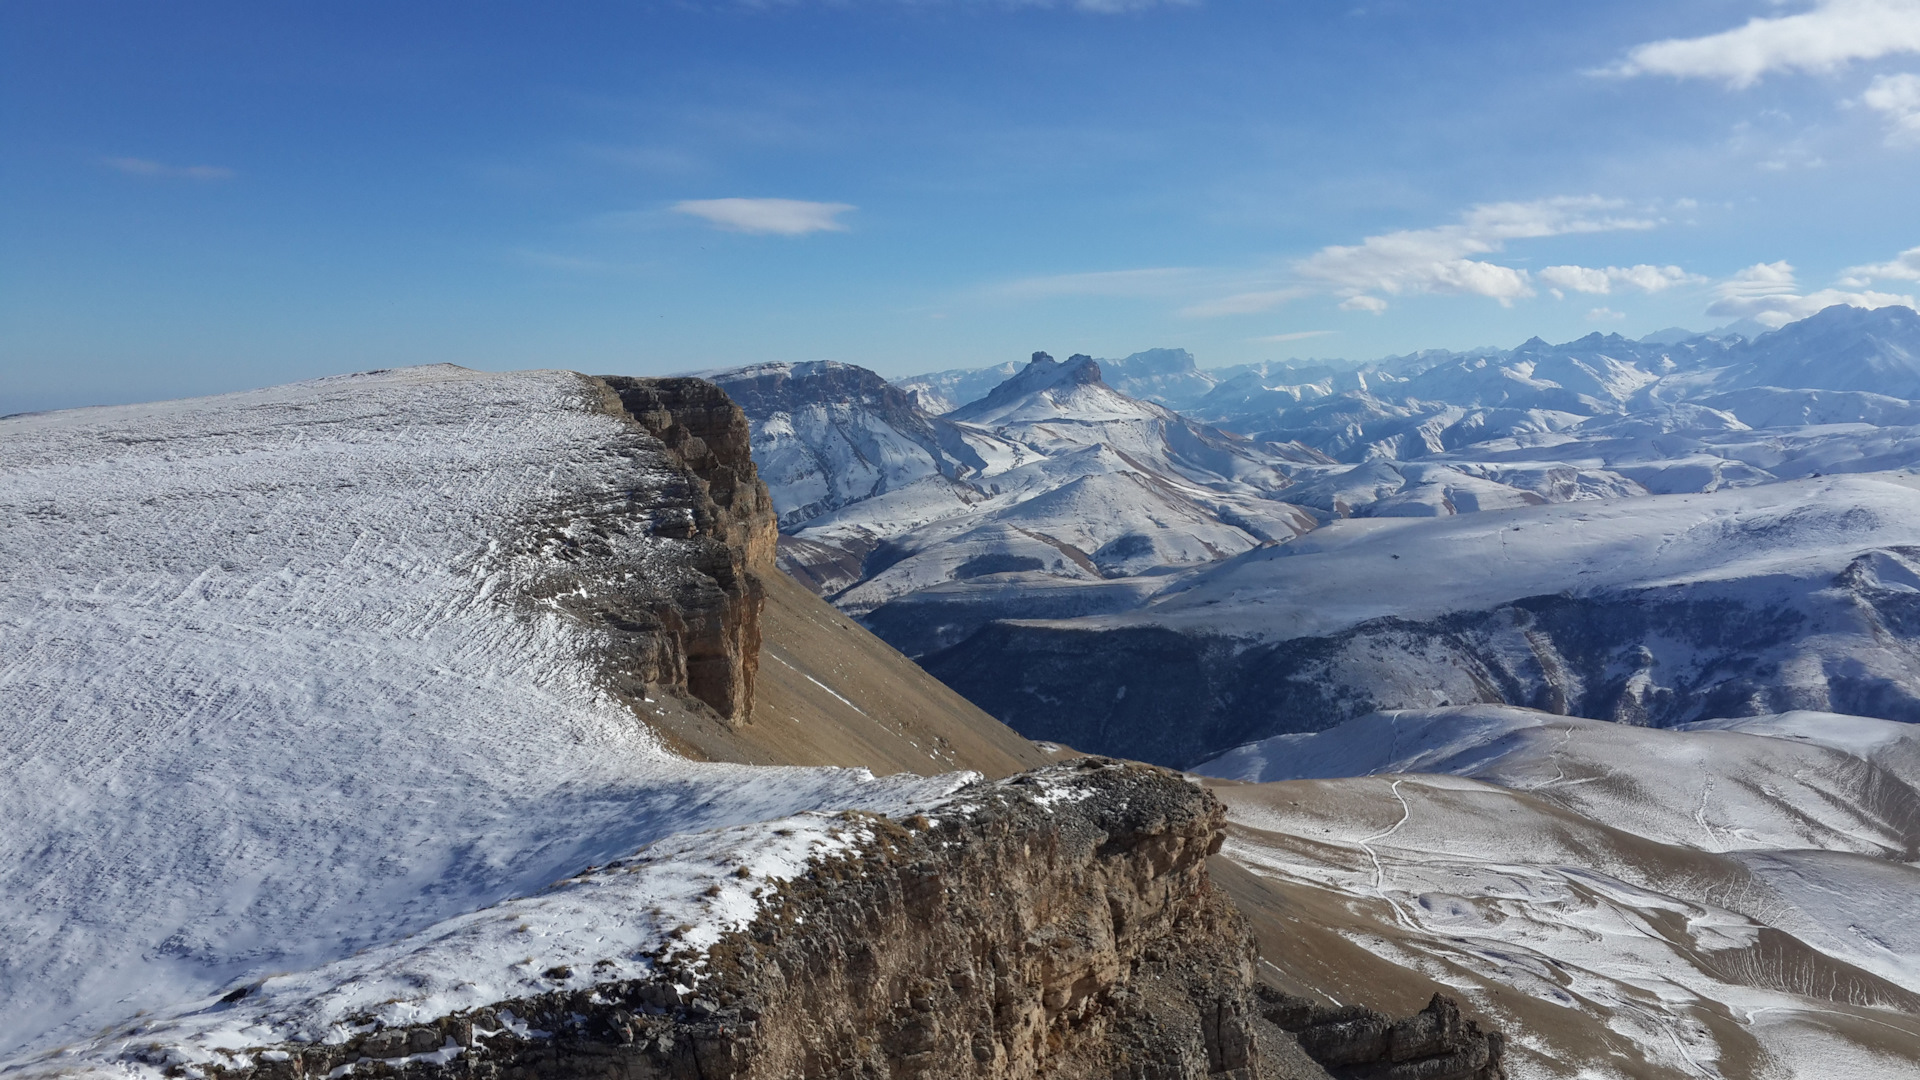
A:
[[102, 762, 1500, 1080]]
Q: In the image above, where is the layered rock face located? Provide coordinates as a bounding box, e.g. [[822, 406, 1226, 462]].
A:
[[525, 376, 778, 722], [184, 762, 1502, 1080]]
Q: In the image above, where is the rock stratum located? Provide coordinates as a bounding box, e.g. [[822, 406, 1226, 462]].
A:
[[107, 763, 1501, 1080]]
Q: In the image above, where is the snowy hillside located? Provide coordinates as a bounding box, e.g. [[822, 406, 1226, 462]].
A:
[[0, 367, 985, 1067], [711, 353, 1325, 654], [708, 360, 1006, 530], [1198, 706, 1920, 1077], [923, 472, 1920, 765]]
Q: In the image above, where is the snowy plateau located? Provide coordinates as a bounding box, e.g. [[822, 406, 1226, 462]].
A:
[[0, 369, 983, 1073]]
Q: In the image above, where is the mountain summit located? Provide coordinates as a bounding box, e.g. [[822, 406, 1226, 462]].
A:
[[947, 351, 1139, 425]]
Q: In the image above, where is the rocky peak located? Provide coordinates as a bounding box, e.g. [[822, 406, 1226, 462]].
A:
[[949, 352, 1111, 422], [714, 361, 906, 419]]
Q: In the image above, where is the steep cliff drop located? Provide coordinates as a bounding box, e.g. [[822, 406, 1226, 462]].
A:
[[106, 763, 1503, 1080], [0, 366, 1502, 1080]]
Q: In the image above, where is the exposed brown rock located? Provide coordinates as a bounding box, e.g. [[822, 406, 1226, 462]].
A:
[[595, 376, 778, 572], [189, 762, 1503, 1080], [595, 376, 778, 722], [509, 376, 776, 723], [647, 568, 1058, 778], [1256, 990, 1505, 1080]]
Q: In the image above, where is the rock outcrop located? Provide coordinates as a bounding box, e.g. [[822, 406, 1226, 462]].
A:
[[597, 377, 779, 573], [1256, 990, 1504, 1080], [176, 762, 1500, 1080], [515, 375, 777, 723]]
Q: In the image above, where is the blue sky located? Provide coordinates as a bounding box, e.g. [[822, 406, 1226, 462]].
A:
[[5, 0, 1920, 412]]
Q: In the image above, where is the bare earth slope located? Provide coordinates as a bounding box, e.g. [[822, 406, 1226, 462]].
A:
[[651, 568, 1053, 777], [1199, 707, 1920, 1078]]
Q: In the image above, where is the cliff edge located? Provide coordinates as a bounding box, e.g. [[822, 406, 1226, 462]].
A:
[[124, 763, 1500, 1080]]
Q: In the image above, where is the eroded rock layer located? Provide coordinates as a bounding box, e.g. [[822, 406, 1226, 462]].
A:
[[521, 376, 778, 722], [188, 763, 1499, 1080]]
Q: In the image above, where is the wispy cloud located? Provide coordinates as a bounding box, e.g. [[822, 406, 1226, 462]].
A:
[[1863, 72, 1920, 143], [1180, 287, 1310, 317], [991, 266, 1200, 300], [1605, 0, 1920, 87], [987, 197, 1681, 319], [1253, 330, 1337, 343], [585, 144, 709, 177], [1538, 263, 1702, 296], [103, 157, 234, 181], [1587, 307, 1628, 322], [513, 250, 649, 274], [1708, 259, 1914, 327], [672, 197, 854, 235]]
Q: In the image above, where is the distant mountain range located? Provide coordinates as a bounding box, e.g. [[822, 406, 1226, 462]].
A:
[[711, 303, 1920, 759]]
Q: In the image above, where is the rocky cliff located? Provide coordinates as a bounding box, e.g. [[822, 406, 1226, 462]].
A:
[[516, 376, 778, 722], [174, 763, 1499, 1080]]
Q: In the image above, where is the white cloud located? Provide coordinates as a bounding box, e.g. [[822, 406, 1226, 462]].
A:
[[1538, 263, 1702, 295], [1707, 260, 1915, 326], [1608, 0, 1920, 87], [994, 196, 1675, 320], [1254, 330, 1337, 342], [1289, 196, 1654, 310], [1587, 307, 1628, 322], [104, 157, 233, 181], [1841, 244, 1920, 284], [672, 197, 854, 235], [1863, 72, 1920, 142]]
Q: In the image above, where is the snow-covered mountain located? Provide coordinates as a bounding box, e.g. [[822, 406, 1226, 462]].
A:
[[890, 359, 1022, 416], [1195, 304, 1920, 489], [715, 352, 1326, 654], [15, 360, 1920, 1078], [899, 347, 1217, 414], [923, 472, 1920, 765], [707, 360, 997, 531], [1199, 706, 1920, 1078], [720, 305, 1920, 673]]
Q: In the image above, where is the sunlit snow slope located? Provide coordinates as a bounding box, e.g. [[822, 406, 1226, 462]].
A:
[[0, 367, 972, 1064], [923, 473, 1920, 765]]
